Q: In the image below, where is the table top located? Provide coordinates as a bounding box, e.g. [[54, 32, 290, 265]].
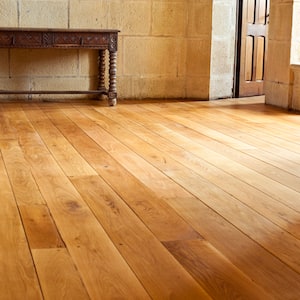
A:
[[0, 27, 120, 50], [0, 27, 120, 33]]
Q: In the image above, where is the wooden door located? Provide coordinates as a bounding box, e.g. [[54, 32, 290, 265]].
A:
[[238, 0, 269, 97]]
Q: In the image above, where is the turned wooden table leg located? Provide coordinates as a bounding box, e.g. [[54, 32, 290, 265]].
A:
[[98, 49, 106, 94], [108, 50, 117, 106]]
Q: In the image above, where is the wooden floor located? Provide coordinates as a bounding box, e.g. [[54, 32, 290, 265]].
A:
[[0, 96, 300, 299]]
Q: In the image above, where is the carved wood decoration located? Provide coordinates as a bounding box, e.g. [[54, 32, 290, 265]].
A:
[[0, 28, 120, 106]]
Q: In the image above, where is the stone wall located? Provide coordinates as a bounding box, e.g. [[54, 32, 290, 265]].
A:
[[0, 0, 215, 100], [291, 0, 300, 64], [289, 65, 300, 110], [210, 0, 236, 99], [265, 0, 294, 108]]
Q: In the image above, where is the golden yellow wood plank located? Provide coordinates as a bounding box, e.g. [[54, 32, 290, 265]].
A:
[[163, 166, 300, 274], [64, 106, 197, 200], [1, 104, 37, 137], [0, 139, 64, 249], [24, 105, 97, 177], [19, 205, 65, 249], [0, 152, 42, 299], [31, 174, 150, 299], [24, 165, 149, 299], [172, 103, 300, 155], [150, 102, 300, 189], [90, 105, 300, 273], [0, 104, 18, 139], [71, 175, 210, 299], [163, 114, 300, 205], [77, 99, 300, 297], [84, 103, 300, 227], [210, 100, 300, 146], [164, 239, 273, 300], [209, 99, 300, 137], [5, 107, 150, 299], [199, 98, 300, 141], [45, 108, 200, 242], [178, 104, 300, 164], [132, 104, 300, 212], [1, 99, 300, 299], [165, 194, 300, 299], [32, 248, 90, 299], [90, 106, 300, 239], [0, 139, 45, 205]]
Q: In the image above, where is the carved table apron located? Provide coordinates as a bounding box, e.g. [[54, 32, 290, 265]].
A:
[[0, 28, 119, 106]]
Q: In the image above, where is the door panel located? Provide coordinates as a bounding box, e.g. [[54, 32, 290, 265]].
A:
[[245, 36, 254, 81], [239, 0, 269, 97], [256, 36, 265, 80]]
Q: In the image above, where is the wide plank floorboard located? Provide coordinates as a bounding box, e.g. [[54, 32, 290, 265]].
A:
[[0, 96, 300, 299]]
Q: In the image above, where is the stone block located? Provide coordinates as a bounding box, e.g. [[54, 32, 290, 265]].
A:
[[116, 76, 132, 99], [209, 75, 234, 100], [79, 50, 98, 77], [291, 65, 300, 85], [212, 2, 235, 37], [10, 49, 78, 77], [187, 2, 212, 37], [265, 40, 291, 84], [69, 0, 108, 29], [30, 76, 92, 91], [268, 2, 293, 41], [186, 39, 211, 77], [210, 39, 234, 75], [109, 1, 151, 35], [131, 76, 185, 99], [289, 65, 300, 110], [0, 0, 18, 27], [186, 76, 210, 99], [290, 86, 300, 110], [113, 36, 124, 76], [123, 37, 185, 76], [291, 2, 300, 64], [0, 77, 31, 91], [0, 74, 97, 100], [152, 2, 186, 36], [264, 80, 290, 108], [19, 0, 68, 28]]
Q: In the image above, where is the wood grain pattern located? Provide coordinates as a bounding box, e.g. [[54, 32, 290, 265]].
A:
[[81, 102, 300, 273], [23, 105, 97, 177], [32, 248, 90, 299], [164, 239, 272, 300], [0, 149, 42, 299], [78, 103, 300, 241], [71, 175, 209, 299], [43, 107, 200, 242], [136, 103, 300, 211], [19, 204, 65, 249], [0, 97, 299, 299], [2, 105, 150, 299], [0, 139, 45, 206]]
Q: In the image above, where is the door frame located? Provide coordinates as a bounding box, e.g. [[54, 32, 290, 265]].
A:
[[233, 0, 244, 98], [234, 0, 269, 98]]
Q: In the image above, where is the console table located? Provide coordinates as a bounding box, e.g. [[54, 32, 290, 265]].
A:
[[0, 28, 119, 106]]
